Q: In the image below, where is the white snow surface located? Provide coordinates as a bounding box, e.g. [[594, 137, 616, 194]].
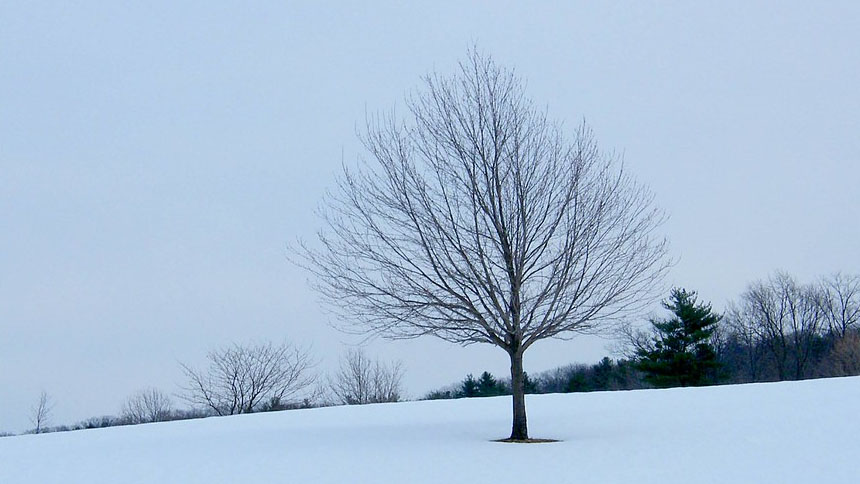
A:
[[2, 377, 858, 483]]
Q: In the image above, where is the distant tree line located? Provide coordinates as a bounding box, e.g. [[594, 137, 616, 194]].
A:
[[423, 272, 860, 400], [423, 358, 644, 400], [5, 271, 856, 437], [7, 342, 404, 437], [423, 370, 533, 400], [718, 272, 860, 382]]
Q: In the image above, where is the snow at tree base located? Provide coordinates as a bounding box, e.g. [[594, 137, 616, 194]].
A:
[[2, 377, 857, 483]]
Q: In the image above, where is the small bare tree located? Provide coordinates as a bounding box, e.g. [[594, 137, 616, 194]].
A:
[[30, 391, 54, 434], [122, 388, 173, 424], [298, 51, 669, 439], [181, 341, 316, 416], [329, 348, 405, 405], [819, 273, 860, 338]]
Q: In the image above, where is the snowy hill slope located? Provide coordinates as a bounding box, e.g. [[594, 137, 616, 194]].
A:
[[2, 377, 858, 484]]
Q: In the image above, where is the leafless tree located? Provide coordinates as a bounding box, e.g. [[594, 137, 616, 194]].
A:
[[297, 51, 670, 440], [122, 388, 173, 424], [725, 301, 767, 381], [329, 348, 405, 405], [181, 341, 316, 416], [30, 391, 53, 434], [732, 272, 824, 380], [819, 273, 860, 338]]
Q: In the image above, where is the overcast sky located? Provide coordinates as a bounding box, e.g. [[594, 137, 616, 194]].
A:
[[2, 1, 858, 433]]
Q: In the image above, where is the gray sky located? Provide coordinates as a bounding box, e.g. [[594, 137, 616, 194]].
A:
[[2, 1, 858, 433]]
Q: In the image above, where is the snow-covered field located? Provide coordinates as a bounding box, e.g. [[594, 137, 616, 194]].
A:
[[2, 377, 857, 484]]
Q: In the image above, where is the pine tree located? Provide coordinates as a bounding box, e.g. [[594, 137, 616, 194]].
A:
[[459, 374, 479, 397], [592, 357, 615, 390], [477, 371, 501, 396], [565, 370, 589, 392], [636, 288, 722, 387], [522, 372, 538, 394]]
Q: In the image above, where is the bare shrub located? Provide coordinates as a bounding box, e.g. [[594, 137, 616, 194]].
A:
[[329, 348, 405, 405], [181, 341, 316, 415], [122, 388, 173, 424]]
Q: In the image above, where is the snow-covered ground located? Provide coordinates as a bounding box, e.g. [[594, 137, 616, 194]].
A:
[[2, 377, 857, 483]]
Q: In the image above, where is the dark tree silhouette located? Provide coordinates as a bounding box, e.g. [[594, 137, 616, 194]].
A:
[[635, 288, 722, 387]]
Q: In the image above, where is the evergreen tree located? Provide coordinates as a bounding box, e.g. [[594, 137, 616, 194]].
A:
[[565, 370, 590, 392], [636, 288, 722, 387], [522, 372, 538, 394], [592, 357, 615, 390], [459, 374, 479, 397], [477, 371, 501, 396]]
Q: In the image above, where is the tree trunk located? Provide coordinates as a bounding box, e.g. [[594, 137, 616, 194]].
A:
[[509, 351, 528, 440]]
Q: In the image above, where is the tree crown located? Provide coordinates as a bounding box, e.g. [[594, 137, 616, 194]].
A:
[[299, 51, 669, 356]]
